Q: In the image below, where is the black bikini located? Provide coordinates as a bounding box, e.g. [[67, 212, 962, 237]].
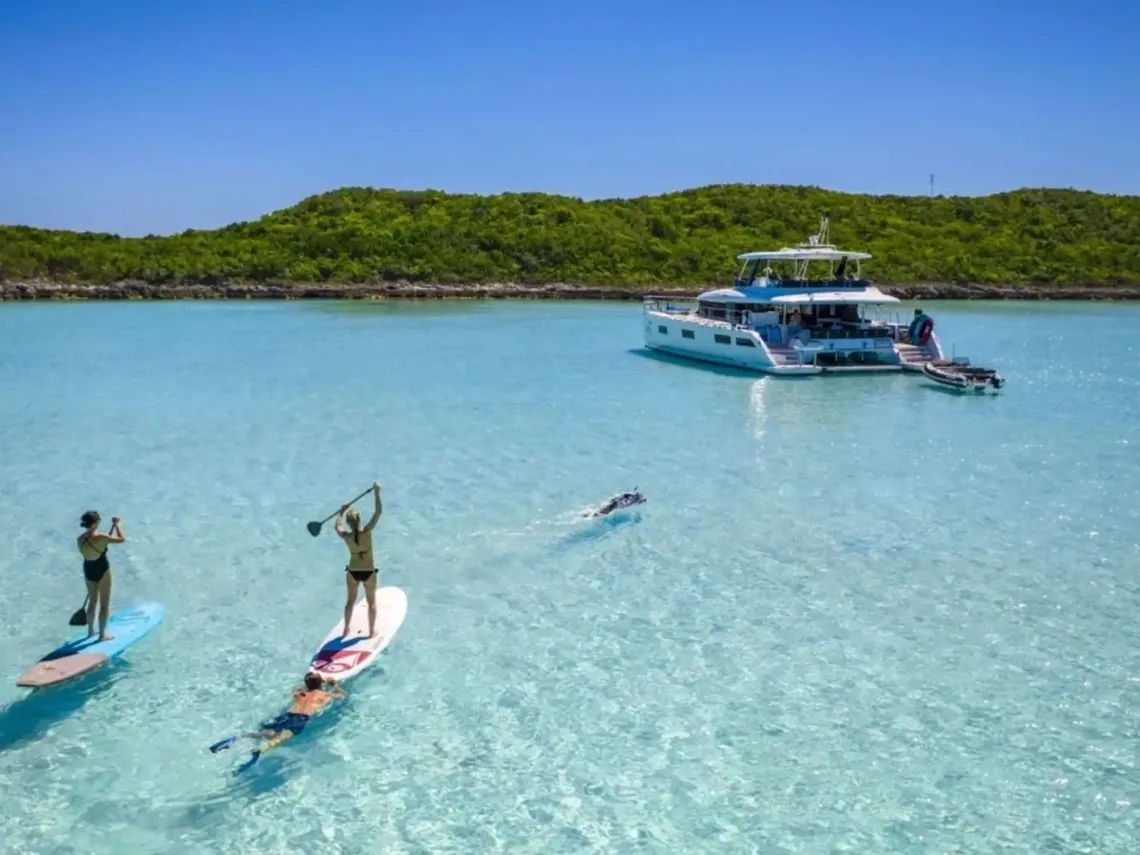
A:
[[81, 533, 110, 583], [345, 529, 376, 583]]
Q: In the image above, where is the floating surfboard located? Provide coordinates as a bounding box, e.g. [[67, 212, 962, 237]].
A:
[[16, 602, 165, 689], [309, 586, 407, 682]]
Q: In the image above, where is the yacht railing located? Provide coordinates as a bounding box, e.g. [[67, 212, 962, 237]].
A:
[[643, 295, 697, 315]]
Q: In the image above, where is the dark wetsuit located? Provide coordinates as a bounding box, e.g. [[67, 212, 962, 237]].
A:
[[596, 494, 640, 516], [81, 534, 110, 583]]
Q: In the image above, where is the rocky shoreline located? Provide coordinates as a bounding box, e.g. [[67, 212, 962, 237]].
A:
[[2, 279, 1139, 302]]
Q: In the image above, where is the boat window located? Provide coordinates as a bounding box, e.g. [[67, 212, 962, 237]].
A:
[[714, 334, 730, 344], [700, 302, 726, 320], [681, 329, 694, 339], [658, 325, 668, 334], [735, 337, 756, 347], [736, 260, 760, 285]]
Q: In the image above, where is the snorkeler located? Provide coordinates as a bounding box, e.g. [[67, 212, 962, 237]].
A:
[[589, 490, 646, 517], [209, 672, 346, 762]]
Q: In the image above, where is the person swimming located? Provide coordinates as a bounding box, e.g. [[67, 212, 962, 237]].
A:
[[335, 482, 383, 638], [210, 672, 346, 762], [76, 511, 125, 640], [252, 672, 345, 750], [589, 490, 646, 517]]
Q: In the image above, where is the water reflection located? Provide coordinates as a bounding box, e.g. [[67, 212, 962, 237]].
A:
[[748, 377, 769, 440], [556, 509, 643, 548], [626, 347, 760, 378], [0, 663, 127, 752]]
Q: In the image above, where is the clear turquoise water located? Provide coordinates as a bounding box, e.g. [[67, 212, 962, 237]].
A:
[[0, 298, 1137, 854]]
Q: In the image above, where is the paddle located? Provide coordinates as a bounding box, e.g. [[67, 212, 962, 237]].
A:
[[68, 597, 89, 627], [306, 484, 375, 537]]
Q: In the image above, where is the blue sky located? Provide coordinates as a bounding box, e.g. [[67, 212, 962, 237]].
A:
[[1, 0, 1137, 235]]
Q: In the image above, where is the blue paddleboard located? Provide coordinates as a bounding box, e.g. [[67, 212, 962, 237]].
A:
[[16, 602, 165, 688]]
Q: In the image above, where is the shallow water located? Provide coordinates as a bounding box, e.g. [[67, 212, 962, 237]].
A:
[[0, 298, 1137, 854]]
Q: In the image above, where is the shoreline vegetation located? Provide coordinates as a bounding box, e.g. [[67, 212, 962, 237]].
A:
[[4, 280, 1140, 302], [3, 184, 1139, 302]]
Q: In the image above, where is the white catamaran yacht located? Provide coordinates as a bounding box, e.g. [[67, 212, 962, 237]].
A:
[[642, 217, 944, 374]]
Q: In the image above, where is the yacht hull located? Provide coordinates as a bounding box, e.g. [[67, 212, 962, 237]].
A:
[[644, 311, 907, 375]]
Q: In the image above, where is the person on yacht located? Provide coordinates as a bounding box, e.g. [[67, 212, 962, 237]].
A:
[[908, 308, 934, 344]]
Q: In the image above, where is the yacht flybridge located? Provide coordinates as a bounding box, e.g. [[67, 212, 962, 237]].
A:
[[642, 217, 945, 374]]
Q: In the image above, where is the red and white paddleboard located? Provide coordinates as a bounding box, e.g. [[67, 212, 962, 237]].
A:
[[309, 586, 407, 682]]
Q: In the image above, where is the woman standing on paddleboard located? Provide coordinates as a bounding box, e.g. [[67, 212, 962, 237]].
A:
[[335, 482, 382, 638], [77, 510, 125, 640]]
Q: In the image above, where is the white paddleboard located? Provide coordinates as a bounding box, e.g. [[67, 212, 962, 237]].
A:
[[309, 586, 407, 682]]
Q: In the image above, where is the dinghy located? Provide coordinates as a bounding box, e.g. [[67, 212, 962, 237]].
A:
[[922, 359, 1005, 393]]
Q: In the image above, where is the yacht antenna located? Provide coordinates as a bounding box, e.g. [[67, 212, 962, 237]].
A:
[[796, 214, 832, 280]]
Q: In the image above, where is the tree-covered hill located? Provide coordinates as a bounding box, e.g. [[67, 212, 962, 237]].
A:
[[2, 184, 1139, 288]]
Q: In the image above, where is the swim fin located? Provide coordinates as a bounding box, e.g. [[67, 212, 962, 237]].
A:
[[208, 736, 238, 753]]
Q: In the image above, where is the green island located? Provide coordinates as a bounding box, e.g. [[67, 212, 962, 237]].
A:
[[2, 184, 1139, 300]]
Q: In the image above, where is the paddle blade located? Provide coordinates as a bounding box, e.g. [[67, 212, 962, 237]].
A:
[[68, 607, 88, 626], [306, 521, 322, 537]]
